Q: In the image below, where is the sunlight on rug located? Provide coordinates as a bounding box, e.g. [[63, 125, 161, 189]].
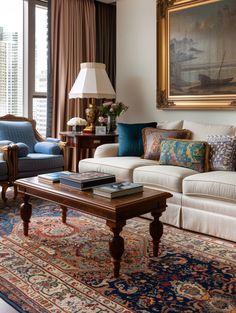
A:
[[0, 190, 236, 313]]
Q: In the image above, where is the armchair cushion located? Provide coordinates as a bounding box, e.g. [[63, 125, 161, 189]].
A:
[[16, 142, 29, 157], [0, 121, 37, 152], [17, 153, 64, 175], [34, 142, 61, 155]]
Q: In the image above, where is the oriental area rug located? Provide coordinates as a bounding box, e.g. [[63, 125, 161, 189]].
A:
[[0, 194, 235, 313]]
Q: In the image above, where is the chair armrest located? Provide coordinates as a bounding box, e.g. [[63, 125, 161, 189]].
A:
[[94, 143, 119, 158], [34, 141, 64, 155], [45, 137, 61, 143]]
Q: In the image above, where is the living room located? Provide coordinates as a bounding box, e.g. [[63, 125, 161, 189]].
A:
[[0, 0, 236, 312]]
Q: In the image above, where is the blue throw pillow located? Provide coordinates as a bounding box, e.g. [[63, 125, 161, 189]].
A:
[[34, 142, 61, 155], [16, 142, 29, 157], [118, 122, 157, 156]]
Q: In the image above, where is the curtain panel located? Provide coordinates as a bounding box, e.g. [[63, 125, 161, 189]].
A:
[[95, 1, 116, 88], [51, 0, 96, 139]]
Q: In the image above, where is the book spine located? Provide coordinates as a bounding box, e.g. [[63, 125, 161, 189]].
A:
[[60, 176, 115, 190]]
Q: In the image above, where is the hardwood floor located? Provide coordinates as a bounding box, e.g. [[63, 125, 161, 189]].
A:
[[0, 299, 18, 313]]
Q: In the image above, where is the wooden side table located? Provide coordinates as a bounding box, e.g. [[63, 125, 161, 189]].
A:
[[60, 132, 118, 171]]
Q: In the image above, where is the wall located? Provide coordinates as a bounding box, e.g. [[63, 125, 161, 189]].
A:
[[116, 0, 236, 125]]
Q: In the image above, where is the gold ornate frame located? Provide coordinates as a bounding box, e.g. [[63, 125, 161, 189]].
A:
[[157, 0, 236, 110]]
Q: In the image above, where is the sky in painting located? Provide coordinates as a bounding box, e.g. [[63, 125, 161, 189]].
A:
[[170, 0, 236, 66]]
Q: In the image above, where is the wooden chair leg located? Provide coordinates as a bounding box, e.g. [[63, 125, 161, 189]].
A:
[[13, 184, 18, 199], [1, 183, 8, 202]]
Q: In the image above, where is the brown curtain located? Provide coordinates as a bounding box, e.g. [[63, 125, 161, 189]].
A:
[[51, 0, 96, 170], [95, 1, 116, 88], [51, 0, 96, 136]]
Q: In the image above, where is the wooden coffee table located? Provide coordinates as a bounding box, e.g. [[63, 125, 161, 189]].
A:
[[15, 177, 172, 278]]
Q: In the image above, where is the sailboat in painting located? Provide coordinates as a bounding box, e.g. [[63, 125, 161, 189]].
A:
[[198, 51, 234, 87]]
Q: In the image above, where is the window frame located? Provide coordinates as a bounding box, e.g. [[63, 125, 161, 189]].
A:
[[24, 0, 48, 118]]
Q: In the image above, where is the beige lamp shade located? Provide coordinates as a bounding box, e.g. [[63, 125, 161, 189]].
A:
[[69, 62, 116, 99]]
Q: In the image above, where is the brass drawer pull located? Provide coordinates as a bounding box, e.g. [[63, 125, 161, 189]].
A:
[[93, 140, 101, 144]]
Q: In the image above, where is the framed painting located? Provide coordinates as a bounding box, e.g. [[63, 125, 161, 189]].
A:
[[157, 0, 236, 110]]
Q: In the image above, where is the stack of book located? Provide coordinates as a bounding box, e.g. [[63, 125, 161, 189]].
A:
[[93, 181, 143, 198], [38, 171, 72, 184], [60, 171, 116, 190]]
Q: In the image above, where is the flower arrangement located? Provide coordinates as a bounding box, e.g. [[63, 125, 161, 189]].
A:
[[98, 101, 128, 117], [67, 117, 87, 126]]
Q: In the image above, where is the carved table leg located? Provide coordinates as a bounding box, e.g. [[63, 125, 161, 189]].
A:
[[20, 195, 32, 236], [149, 209, 165, 257], [61, 206, 67, 223], [107, 220, 126, 278]]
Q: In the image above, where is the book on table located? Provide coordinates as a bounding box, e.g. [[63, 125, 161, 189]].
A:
[[60, 171, 116, 190], [38, 171, 72, 183], [93, 181, 143, 198]]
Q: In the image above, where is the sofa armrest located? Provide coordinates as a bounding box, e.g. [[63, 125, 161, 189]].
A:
[[94, 143, 119, 158]]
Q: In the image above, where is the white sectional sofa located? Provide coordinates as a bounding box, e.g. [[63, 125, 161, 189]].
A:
[[79, 120, 236, 242]]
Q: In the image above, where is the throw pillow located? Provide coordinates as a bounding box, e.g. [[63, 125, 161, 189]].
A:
[[16, 142, 29, 157], [159, 139, 209, 172], [207, 135, 236, 171], [118, 122, 157, 156], [142, 128, 192, 160]]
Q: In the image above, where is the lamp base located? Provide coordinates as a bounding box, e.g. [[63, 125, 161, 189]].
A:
[[84, 101, 96, 133]]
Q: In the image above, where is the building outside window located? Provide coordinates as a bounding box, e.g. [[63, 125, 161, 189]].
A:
[[0, 0, 48, 136]]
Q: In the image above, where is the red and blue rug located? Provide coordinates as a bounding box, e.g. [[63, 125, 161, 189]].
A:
[[0, 194, 235, 312]]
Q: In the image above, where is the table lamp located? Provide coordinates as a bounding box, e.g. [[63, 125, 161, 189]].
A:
[[69, 62, 116, 133]]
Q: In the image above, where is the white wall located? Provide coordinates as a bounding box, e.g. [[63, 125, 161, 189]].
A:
[[116, 0, 236, 125]]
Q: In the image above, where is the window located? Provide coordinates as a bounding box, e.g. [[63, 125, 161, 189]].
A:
[[0, 0, 48, 135], [0, 0, 23, 116]]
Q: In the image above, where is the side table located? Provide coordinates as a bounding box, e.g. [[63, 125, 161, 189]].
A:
[[60, 132, 118, 171]]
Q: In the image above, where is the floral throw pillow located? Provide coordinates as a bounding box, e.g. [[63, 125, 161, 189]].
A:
[[207, 135, 236, 171], [142, 128, 192, 160], [159, 139, 209, 172]]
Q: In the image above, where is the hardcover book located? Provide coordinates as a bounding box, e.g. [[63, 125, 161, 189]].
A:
[[93, 181, 143, 198], [38, 171, 72, 183], [60, 171, 116, 190]]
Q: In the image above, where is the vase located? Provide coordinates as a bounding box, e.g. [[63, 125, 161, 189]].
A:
[[107, 114, 117, 133], [72, 125, 84, 133]]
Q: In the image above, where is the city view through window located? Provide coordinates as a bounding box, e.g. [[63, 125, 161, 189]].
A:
[[0, 0, 48, 135], [0, 0, 23, 116]]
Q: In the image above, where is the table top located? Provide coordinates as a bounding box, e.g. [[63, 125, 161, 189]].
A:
[[15, 177, 172, 220], [60, 131, 118, 138]]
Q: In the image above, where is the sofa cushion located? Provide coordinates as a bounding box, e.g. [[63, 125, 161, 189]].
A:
[[183, 120, 235, 141], [0, 161, 8, 180], [207, 135, 236, 171], [159, 139, 209, 172], [157, 120, 183, 130], [133, 165, 198, 193], [117, 122, 157, 157], [142, 128, 191, 160], [183, 171, 236, 202], [0, 121, 37, 153], [18, 153, 64, 173], [79, 157, 158, 181]]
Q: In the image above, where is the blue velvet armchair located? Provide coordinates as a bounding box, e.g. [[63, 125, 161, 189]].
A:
[[0, 140, 15, 200], [0, 115, 68, 197]]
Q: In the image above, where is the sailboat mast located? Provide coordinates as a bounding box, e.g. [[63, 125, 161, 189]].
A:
[[217, 51, 226, 80]]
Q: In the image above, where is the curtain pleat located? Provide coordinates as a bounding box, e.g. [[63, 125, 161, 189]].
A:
[[95, 1, 116, 88], [51, 0, 96, 170]]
